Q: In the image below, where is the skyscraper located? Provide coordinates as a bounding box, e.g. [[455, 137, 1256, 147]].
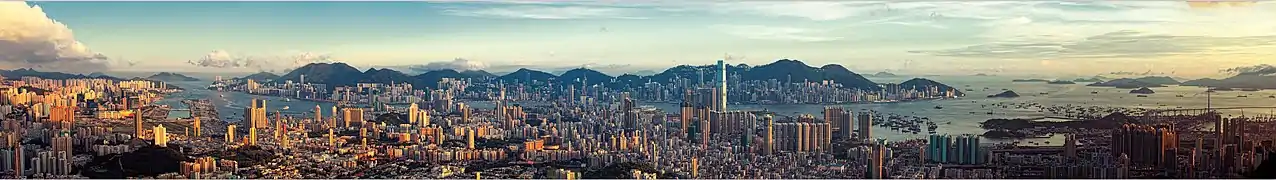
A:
[[135, 108, 144, 138], [343, 108, 364, 128], [1064, 133, 1077, 161], [193, 116, 201, 137], [153, 125, 168, 147], [226, 124, 236, 143], [765, 115, 774, 155], [716, 59, 727, 111], [249, 127, 258, 146], [868, 143, 887, 179], [858, 112, 873, 142], [245, 99, 267, 130], [314, 105, 323, 127], [825, 106, 852, 139]]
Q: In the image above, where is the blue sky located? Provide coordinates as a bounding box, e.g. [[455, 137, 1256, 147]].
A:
[[3, 1, 1275, 77]]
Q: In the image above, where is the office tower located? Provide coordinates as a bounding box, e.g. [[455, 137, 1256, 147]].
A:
[[314, 105, 323, 127], [716, 59, 727, 111], [154, 125, 168, 147], [135, 108, 144, 138], [249, 127, 258, 146], [868, 143, 887, 179], [193, 116, 201, 137], [1064, 133, 1077, 161], [343, 108, 364, 128], [227, 124, 236, 143], [245, 99, 268, 130], [858, 112, 873, 141], [466, 128, 476, 149], [765, 115, 774, 155]]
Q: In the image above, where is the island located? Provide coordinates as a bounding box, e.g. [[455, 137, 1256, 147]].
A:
[[146, 72, 201, 81], [872, 72, 898, 77], [1073, 77, 1105, 82], [987, 90, 1020, 98], [980, 113, 1136, 139], [1011, 79, 1050, 82], [1047, 80, 1075, 84], [1087, 78, 1167, 89], [1182, 74, 1276, 90], [1129, 87, 1155, 94]]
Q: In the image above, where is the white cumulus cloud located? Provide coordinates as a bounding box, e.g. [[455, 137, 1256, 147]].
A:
[[0, 1, 114, 72], [409, 58, 490, 71]]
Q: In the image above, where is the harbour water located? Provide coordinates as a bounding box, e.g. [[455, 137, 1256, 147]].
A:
[[152, 75, 1276, 143]]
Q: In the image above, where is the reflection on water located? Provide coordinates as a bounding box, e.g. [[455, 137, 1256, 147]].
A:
[[152, 76, 1276, 143]]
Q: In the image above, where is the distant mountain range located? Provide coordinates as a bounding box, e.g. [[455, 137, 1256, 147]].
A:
[[1087, 76, 1180, 89], [0, 68, 121, 80], [236, 72, 281, 82], [242, 59, 965, 93], [146, 72, 200, 81], [1182, 74, 1276, 89]]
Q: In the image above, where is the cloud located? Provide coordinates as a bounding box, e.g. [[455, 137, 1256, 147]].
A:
[[0, 2, 113, 72], [442, 5, 646, 19], [409, 58, 490, 71], [187, 50, 336, 72], [711, 2, 882, 21], [711, 25, 842, 42], [912, 31, 1276, 59], [1223, 64, 1276, 76], [187, 50, 249, 68]]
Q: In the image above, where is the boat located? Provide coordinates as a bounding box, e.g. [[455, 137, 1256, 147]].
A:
[[1269, 96, 1275, 98], [1238, 95, 1248, 97], [1136, 95, 1148, 97], [1175, 95, 1184, 97], [282, 106, 290, 110], [1240, 88, 1260, 92], [934, 106, 943, 109], [284, 98, 293, 102], [1091, 91, 1098, 94]]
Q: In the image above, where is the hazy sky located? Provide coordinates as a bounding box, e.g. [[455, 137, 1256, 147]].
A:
[[3, 1, 1274, 77]]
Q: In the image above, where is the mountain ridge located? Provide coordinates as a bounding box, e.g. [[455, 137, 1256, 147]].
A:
[[245, 59, 953, 92]]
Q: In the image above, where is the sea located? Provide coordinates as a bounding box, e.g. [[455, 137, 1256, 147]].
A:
[[147, 75, 1276, 144]]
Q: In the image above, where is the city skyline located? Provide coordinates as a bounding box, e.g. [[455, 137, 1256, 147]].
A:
[[4, 1, 1275, 77]]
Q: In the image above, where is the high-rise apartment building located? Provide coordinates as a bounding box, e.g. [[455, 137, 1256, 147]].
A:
[[858, 112, 873, 142], [245, 99, 268, 130], [154, 125, 168, 147]]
